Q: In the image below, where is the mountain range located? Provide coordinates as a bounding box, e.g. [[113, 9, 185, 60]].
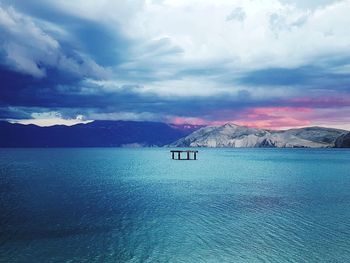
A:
[[0, 121, 349, 148], [169, 123, 349, 148], [0, 120, 202, 147]]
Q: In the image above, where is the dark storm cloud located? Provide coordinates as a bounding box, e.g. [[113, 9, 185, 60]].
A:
[[237, 61, 350, 93], [0, 62, 279, 120], [0, 0, 349, 129]]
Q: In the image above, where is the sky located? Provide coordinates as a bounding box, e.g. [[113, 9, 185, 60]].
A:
[[0, 0, 349, 130]]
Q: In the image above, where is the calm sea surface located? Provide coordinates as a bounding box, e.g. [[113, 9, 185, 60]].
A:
[[1, 148, 350, 262]]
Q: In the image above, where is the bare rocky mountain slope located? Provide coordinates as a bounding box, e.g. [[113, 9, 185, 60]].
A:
[[335, 132, 350, 148], [169, 123, 348, 148]]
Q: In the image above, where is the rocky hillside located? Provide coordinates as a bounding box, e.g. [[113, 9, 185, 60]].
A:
[[169, 123, 347, 148], [335, 132, 350, 148]]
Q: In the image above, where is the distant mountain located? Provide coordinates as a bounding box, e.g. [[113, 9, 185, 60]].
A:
[[169, 123, 348, 148], [0, 120, 202, 147], [335, 132, 350, 148]]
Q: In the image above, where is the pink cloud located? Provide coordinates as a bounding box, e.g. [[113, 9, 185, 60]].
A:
[[235, 118, 311, 130], [168, 116, 210, 126], [250, 107, 312, 115], [236, 107, 312, 129], [168, 105, 349, 130], [168, 116, 229, 126], [211, 107, 313, 130]]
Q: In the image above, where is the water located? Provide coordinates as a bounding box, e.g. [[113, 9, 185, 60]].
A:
[[1, 148, 350, 262]]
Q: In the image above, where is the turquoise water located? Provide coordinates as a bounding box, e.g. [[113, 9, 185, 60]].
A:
[[1, 148, 350, 262]]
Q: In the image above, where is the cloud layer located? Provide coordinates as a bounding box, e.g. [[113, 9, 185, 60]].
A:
[[0, 0, 349, 129]]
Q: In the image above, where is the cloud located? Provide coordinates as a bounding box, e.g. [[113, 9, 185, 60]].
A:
[[0, 0, 349, 130], [123, 0, 350, 71], [0, 5, 108, 78], [280, 0, 341, 9], [226, 7, 246, 22], [0, 6, 59, 77], [9, 111, 92, 126]]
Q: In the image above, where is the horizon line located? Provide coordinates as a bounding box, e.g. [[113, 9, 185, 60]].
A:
[[3, 119, 349, 132]]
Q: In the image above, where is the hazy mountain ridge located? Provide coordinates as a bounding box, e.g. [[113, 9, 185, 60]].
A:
[[0, 120, 202, 147], [169, 123, 348, 148]]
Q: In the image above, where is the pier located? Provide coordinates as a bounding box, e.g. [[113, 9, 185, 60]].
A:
[[170, 150, 198, 160]]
